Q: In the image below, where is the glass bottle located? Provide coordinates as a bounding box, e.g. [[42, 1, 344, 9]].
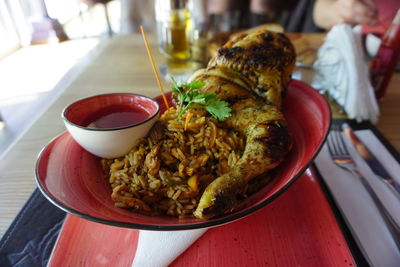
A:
[[155, 0, 191, 61], [370, 10, 400, 100]]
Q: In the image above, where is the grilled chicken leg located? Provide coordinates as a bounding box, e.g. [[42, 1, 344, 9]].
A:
[[189, 30, 296, 219]]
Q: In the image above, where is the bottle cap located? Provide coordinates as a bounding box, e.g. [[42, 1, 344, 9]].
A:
[[171, 0, 187, 9]]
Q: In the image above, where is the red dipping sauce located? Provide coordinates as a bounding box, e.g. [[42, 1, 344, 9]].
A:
[[81, 105, 150, 129]]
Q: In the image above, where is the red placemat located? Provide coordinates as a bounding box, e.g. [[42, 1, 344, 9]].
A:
[[49, 168, 356, 267]]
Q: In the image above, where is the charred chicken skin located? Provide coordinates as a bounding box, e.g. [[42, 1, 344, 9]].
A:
[[189, 30, 296, 219]]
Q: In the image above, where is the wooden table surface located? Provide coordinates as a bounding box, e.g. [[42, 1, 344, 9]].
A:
[[0, 33, 398, 238]]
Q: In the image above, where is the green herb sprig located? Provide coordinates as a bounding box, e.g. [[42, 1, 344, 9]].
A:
[[171, 78, 232, 121]]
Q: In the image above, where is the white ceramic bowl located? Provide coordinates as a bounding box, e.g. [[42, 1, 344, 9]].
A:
[[62, 93, 159, 159]]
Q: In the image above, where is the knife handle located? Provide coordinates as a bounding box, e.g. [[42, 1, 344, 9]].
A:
[[344, 126, 400, 190], [343, 128, 370, 159], [387, 178, 400, 194]]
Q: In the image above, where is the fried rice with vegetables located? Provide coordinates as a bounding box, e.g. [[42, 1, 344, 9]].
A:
[[102, 106, 249, 218]]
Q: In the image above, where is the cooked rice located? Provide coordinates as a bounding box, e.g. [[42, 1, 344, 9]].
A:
[[102, 107, 246, 218]]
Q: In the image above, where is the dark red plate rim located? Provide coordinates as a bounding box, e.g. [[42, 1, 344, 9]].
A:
[[34, 80, 332, 230]]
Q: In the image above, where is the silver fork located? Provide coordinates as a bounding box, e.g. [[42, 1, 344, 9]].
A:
[[326, 126, 400, 249]]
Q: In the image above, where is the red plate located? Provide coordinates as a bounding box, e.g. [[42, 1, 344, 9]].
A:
[[48, 168, 355, 266], [35, 80, 331, 230]]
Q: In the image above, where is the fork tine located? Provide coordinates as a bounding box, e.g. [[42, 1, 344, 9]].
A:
[[328, 127, 342, 155], [328, 126, 341, 154], [331, 129, 343, 155], [326, 130, 336, 155], [334, 128, 349, 155], [326, 124, 350, 157], [326, 125, 337, 155]]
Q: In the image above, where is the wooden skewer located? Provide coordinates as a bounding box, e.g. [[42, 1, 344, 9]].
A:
[[140, 25, 170, 109]]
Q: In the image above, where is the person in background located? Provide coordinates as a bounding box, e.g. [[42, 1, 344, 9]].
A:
[[119, 0, 318, 34], [119, 0, 155, 34], [313, 0, 400, 35], [207, 0, 297, 32]]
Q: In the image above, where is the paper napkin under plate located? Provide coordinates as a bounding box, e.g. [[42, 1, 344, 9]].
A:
[[314, 129, 400, 267], [312, 24, 379, 123], [132, 229, 207, 267]]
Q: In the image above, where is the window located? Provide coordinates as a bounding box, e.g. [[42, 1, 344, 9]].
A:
[[0, 0, 30, 59]]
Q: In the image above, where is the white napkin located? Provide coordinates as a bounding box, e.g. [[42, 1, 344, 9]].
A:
[[132, 229, 207, 267], [314, 129, 400, 267], [312, 24, 379, 123], [365, 33, 381, 58]]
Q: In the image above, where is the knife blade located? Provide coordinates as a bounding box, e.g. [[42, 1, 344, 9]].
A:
[[342, 124, 400, 198]]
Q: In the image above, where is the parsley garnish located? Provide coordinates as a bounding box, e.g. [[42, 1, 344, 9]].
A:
[[171, 78, 232, 121]]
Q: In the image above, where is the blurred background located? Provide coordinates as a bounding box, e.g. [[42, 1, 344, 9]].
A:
[[0, 0, 398, 156], [1, 0, 318, 157], [0, 0, 123, 156]]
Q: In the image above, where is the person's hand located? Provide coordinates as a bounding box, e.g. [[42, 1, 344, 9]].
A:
[[332, 0, 378, 26]]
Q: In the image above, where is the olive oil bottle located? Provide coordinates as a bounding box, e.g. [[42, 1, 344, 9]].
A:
[[156, 0, 191, 61]]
